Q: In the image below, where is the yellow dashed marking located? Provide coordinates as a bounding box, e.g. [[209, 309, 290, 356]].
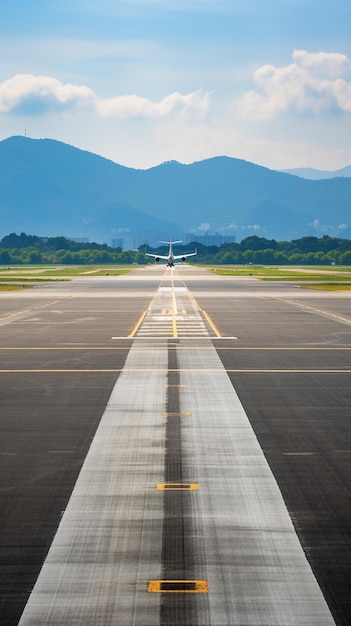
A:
[[156, 483, 199, 490], [148, 580, 208, 593]]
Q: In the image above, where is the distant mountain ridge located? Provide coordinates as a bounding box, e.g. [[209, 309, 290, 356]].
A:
[[281, 166, 351, 180], [0, 136, 350, 244]]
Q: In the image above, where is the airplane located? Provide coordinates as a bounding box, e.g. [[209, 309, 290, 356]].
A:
[[145, 238, 197, 267]]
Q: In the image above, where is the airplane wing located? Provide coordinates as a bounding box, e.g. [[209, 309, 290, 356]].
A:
[[145, 253, 169, 260], [173, 251, 197, 260]]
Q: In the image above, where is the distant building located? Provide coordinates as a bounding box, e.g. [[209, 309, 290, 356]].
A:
[[112, 232, 192, 250], [185, 233, 236, 246], [111, 238, 124, 249]]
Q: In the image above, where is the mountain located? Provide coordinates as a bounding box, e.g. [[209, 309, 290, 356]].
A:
[[0, 136, 350, 244], [0, 137, 180, 247], [280, 166, 351, 180]]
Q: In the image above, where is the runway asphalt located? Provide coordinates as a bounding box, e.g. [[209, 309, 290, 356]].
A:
[[0, 265, 350, 625]]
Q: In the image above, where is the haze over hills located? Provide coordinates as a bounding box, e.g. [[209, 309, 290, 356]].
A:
[[281, 166, 351, 180], [0, 136, 350, 246]]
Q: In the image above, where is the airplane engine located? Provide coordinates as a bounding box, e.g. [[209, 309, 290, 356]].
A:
[[155, 257, 160, 262], [181, 256, 186, 261]]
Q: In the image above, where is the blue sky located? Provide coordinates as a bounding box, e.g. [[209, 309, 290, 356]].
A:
[[1, 0, 350, 169]]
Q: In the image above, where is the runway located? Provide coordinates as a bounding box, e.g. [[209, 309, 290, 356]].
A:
[[0, 265, 350, 625]]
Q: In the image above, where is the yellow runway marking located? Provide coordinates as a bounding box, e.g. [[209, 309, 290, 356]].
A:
[[148, 580, 208, 593], [199, 308, 222, 337], [156, 483, 199, 490], [184, 283, 222, 337], [127, 310, 148, 337]]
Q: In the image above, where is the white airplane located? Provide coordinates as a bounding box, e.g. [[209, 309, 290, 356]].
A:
[[145, 238, 197, 267]]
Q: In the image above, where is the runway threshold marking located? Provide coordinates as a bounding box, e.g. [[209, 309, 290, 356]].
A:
[[129, 270, 220, 338], [128, 272, 165, 337], [177, 273, 222, 337]]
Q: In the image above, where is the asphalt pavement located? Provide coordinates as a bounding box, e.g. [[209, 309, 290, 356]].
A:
[[0, 265, 350, 625]]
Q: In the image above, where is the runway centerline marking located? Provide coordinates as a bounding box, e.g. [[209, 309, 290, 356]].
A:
[[156, 483, 199, 491], [148, 580, 208, 593]]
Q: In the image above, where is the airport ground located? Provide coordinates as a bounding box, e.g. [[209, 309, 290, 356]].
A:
[[0, 265, 350, 625]]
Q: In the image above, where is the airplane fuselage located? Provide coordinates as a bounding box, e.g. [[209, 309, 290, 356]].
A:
[[146, 239, 196, 267]]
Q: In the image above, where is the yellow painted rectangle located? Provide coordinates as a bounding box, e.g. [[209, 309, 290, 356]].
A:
[[148, 579, 208, 593], [156, 483, 199, 490]]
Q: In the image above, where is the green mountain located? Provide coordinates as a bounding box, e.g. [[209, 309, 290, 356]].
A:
[[0, 136, 350, 244]]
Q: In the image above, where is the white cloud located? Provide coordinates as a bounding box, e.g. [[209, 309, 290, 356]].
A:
[[0, 73, 209, 120], [97, 89, 209, 118], [292, 50, 350, 79], [0, 74, 95, 115], [236, 50, 351, 120]]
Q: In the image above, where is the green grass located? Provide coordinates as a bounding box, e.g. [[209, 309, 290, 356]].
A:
[[209, 265, 351, 282], [299, 283, 351, 291], [262, 275, 351, 281], [0, 277, 68, 282], [0, 284, 33, 291], [0, 264, 134, 279], [0, 265, 134, 290]]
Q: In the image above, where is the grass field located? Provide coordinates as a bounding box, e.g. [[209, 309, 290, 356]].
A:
[[1, 264, 351, 292], [208, 265, 351, 290], [0, 265, 133, 290]]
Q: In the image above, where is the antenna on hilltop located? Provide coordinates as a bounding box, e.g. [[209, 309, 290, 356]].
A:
[[24, 128, 27, 137]]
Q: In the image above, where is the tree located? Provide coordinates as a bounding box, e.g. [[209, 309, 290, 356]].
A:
[[0, 250, 12, 264], [220, 252, 236, 264], [28, 251, 43, 264]]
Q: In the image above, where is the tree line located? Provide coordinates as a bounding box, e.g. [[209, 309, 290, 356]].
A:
[[0, 232, 351, 265]]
